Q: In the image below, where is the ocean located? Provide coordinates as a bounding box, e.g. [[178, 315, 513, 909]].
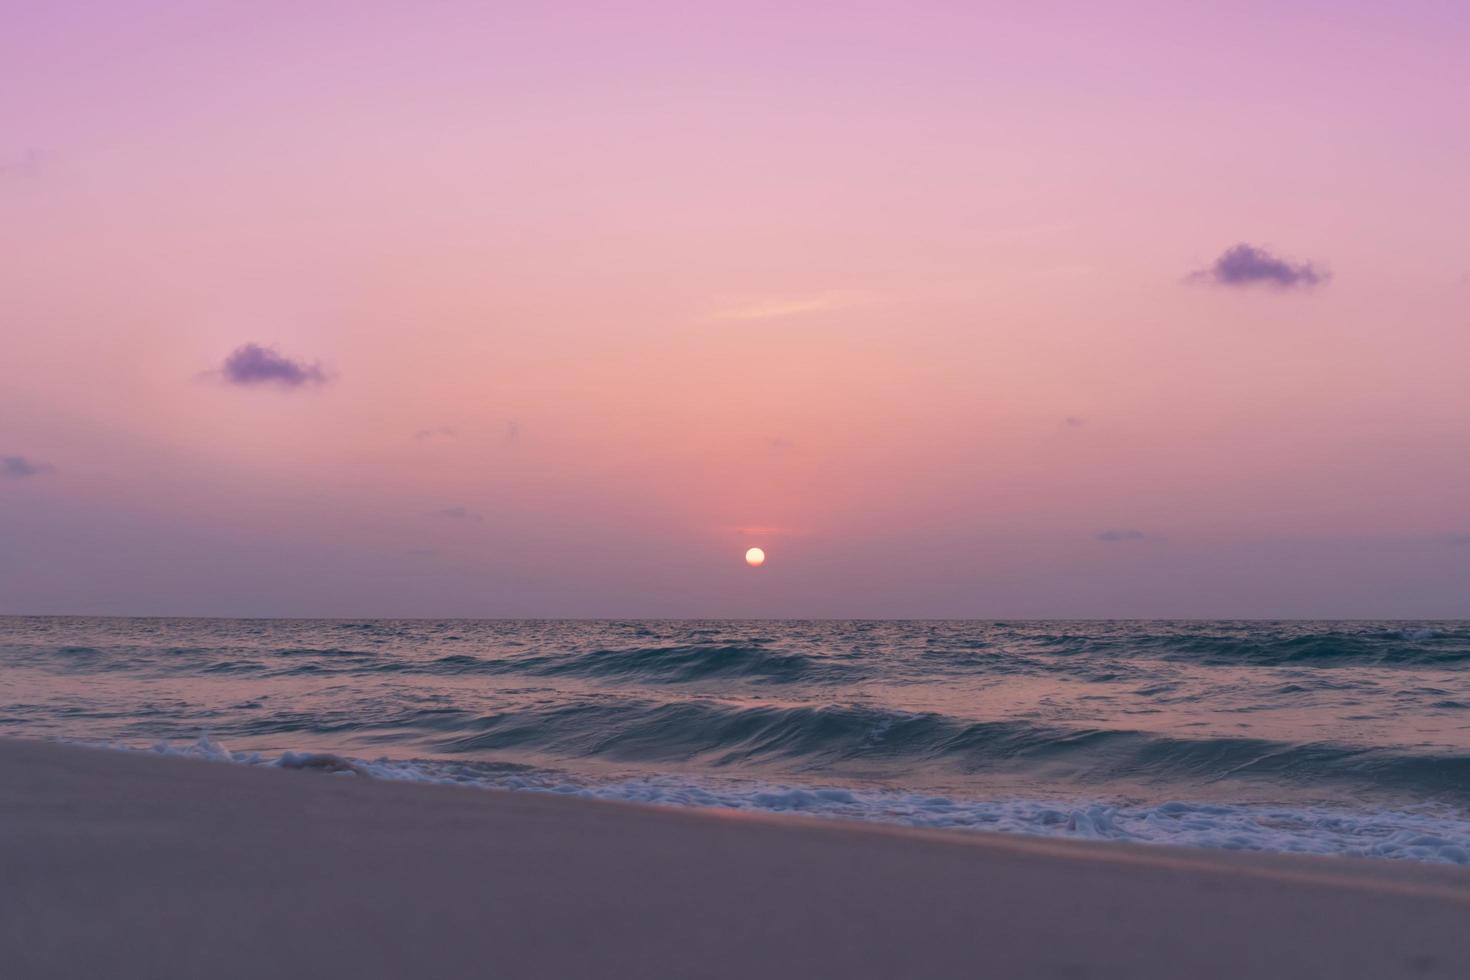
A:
[[4, 617, 1470, 864]]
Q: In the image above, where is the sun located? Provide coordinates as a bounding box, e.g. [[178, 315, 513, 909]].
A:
[[744, 547, 766, 567]]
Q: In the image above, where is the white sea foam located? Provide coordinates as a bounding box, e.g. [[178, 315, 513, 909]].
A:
[[116, 736, 1470, 866]]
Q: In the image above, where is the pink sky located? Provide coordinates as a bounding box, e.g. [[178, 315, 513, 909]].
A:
[[2, 1, 1468, 616]]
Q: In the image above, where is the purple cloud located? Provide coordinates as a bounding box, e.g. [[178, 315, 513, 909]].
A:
[[1096, 529, 1147, 542], [1190, 244, 1327, 289], [0, 149, 42, 179], [2, 455, 53, 479], [219, 344, 328, 388]]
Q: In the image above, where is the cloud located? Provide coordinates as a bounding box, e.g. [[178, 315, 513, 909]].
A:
[[218, 343, 328, 388], [767, 436, 793, 450], [705, 290, 873, 322], [1448, 534, 1470, 548], [0, 149, 42, 179], [1189, 244, 1327, 289], [413, 425, 457, 442], [2, 455, 53, 479], [505, 420, 521, 445], [1061, 417, 1086, 428], [722, 524, 806, 539], [1095, 529, 1147, 542], [427, 506, 483, 522]]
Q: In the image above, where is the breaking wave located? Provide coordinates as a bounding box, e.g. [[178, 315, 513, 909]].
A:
[[125, 735, 1470, 866]]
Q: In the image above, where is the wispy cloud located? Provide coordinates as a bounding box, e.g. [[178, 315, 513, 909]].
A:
[[705, 290, 872, 322], [1448, 534, 1470, 548], [217, 343, 329, 388], [1188, 244, 1328, 289], [1, 455, 53, 479], [721, 524, 806, 539], [413, 425, 457, 442], [427, 506, 483, 522], [1095, 529, 1148, 542], [1061, 417, 1086, 428], [766, 436, 793, 450]]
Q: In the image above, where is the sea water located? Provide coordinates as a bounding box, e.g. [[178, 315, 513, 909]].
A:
[[4, 617, 1470, 863]]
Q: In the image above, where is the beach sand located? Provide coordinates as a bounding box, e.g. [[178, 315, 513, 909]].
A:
[[2, 738, 1467, 979]]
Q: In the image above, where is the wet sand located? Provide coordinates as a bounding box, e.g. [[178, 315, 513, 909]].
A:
[[2, 736, 1467, 979]]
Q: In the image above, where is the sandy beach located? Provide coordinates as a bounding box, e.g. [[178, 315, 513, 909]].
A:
[[0, 738, 1466, 979]]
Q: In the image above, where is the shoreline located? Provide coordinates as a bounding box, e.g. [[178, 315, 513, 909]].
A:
[[3, 736, 1469, 978], [98, 734, 1470, 866]]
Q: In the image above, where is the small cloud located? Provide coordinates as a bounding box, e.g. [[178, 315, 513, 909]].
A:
[[217, 343, 328, 388], [0, 149, 42, 179], [1095, 529, 1147, 542], [505, 420, 521, 445], [427, 506, 483, 522], [2, 455, 53, 479], [413, 425, 457, 442], [1188, 243, 1327, 290], [1061, 417, 1086, 428], [767, 436, 793, 450], [1448, 534, 1470, 548]]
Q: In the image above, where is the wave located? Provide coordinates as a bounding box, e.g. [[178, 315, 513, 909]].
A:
[[416, 643, 849, 684], [155, 696, 1470, 801], [13, 628, 1470, 686], [1157, 629, 1470, 666], [532, 643, 842, 682], [433, 700, 1470, 794], [10, 621, 1470, 690], [11, 618, 1470, 828], [251, 643, 857, 684], [1007, 624, 1470, 667], [433, 626, 1470, 679], [128, 735, 1470, 866]]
